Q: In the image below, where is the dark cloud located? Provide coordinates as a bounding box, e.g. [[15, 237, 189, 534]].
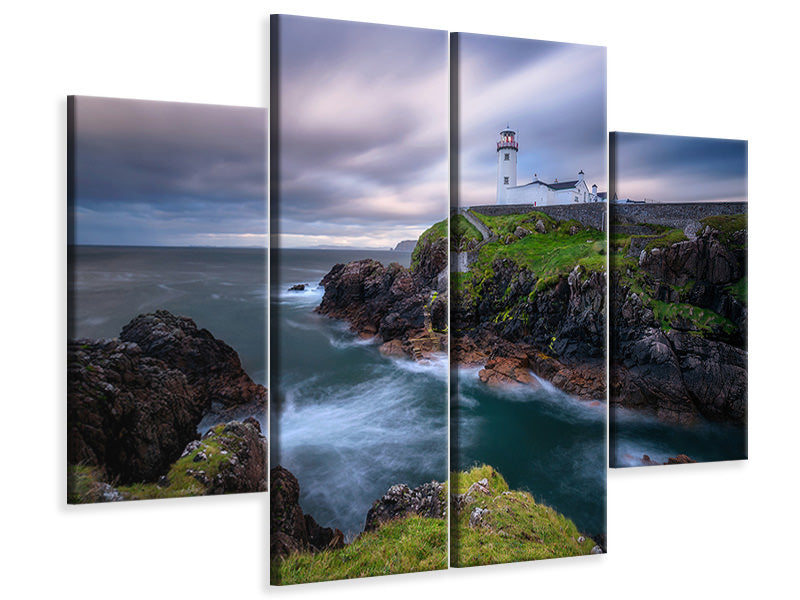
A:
[[72, 96, 266, 246], [612, 133, 747, 203], [455, 33, 607, 207], [272, 16, 448, 248]]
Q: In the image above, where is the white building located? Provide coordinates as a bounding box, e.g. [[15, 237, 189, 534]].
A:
[[496, 126, 606, 206]]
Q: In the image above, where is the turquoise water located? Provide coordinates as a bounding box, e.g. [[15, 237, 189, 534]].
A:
[[610, 407, 747, 467], [452, 368, 607, 537], [270, 249, 448, 538]]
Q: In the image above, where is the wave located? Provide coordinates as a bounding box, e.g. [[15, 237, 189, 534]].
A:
[[276, 365, 447, 538], [388, 352, 448, 380]]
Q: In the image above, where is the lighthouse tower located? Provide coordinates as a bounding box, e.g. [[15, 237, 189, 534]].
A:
[[496, 126, 518, 204]]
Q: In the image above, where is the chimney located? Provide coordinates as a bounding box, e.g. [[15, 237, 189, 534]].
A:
[[578, 170, 584, 182], [592, 184, 597, 195]]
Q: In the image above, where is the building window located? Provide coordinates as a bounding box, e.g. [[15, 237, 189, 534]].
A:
[[574, 195, 579, 203], [504, 177, 509, 184], [504, 153, 510, 161]]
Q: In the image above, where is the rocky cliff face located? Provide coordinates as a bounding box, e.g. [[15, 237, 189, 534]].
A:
[[454, 260, 606, 401], [270, 466, 346, 558], [316, 226, 448, 360], [68, 310, 266, 489], [271, 465, 445, 559], [611, 220, 747, 424]]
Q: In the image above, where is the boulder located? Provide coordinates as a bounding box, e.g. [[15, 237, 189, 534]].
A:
[[364, 481, 446, 532], [120, 310, 265, 410]]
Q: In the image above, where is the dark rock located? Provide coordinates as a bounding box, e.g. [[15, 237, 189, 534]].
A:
[[288, 283, 306, 291], [67, 310, 266, 485], [67, 338, 199, 483], [204, 420, 267, 495], [364, 481, 446, 532], [638, 229, 742, 287], [666, 454, 697, 464], [120, 310, 266, 410], [610, 221, 747, 425], [316, 234, 448, 360], [270, 466, 345, 558]]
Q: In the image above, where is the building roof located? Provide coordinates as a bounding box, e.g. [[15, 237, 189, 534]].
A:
[[548, 180, 579, 190], [597, 192, 607, 199]]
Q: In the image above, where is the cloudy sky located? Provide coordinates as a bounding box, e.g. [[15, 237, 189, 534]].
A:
[[455, 33, 607, 207], [272, 16, 448, 249], [71, 96, 266, 246], [612, 133, 747, 203]]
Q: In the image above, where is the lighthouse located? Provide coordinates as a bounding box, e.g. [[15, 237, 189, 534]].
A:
[[497, 126, 518, 204]]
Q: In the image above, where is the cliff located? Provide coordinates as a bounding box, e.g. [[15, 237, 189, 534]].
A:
[[451, 465, 602, 566], [393, 240, 416, 252], [453, 210, 607, 400], [316, 219, 448, 360], [610, 214, 747, 424], [270, 465, 447, 584], [67, 310, 266, 501]]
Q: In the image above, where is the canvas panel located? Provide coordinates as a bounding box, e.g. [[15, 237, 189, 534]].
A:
[[608, 132, 748, 468], [269, 15, 449, 584], [450, 32, 608, 566], [67, 96, 268, 503]]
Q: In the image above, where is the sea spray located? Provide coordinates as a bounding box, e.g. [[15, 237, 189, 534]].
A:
[[272, 248, 445, 539]]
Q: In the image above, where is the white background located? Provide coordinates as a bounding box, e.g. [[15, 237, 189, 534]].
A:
[[1, 1, 794, 598]]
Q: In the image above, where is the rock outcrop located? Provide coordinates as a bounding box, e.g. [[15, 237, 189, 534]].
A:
[[68, 310, 266, 486], [454, 251, 607, 401], [68, 338, 199, 483], [270, 466, 345, 557], [316, 225, 448, 360], [120, 310, 265, 410], [270, 466, 447, 560], [364, 481, 446, 532], [199, 418, 267, 494], [611, 220, 747, 424]]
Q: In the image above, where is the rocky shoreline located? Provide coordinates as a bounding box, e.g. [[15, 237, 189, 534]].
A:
[[453, 211, 607, 402], [315, 221, 448, 361], [67, 310, 267, 501]]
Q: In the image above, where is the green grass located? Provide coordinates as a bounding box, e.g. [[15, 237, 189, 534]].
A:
[[271, 516, 447, 585], [642, 228, 688, 252], [472, 210, 556, 237], [725, 276, 747, 305], [116, 424, 240, 500], [411, 218, 447, 271], [453, 211, 605, 323], [67, 464, 107, 503], [451, 465, 596, 567], [700, 214, 747, 247], [471, 229, 605, 292], [650, 299, 737, 336], [451, 213, 482, 251]]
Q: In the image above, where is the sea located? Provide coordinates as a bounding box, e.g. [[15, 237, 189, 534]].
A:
[[271, 248, 447, 539], [452, 368, 607, 537], [611, 409, 747, 468], [69, 245, 267, 428]]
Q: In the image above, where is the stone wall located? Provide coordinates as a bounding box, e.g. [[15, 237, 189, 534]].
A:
[[611, 202, 747, 228], [470, 203, 607, 231]]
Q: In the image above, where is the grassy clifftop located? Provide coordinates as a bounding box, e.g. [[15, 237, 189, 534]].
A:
[[451, 465, 598, 567], [411, 218, 447, 271], [459, 211, 605, 295], [271, 515, 447, 584], [610, 213, 747, 337]]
